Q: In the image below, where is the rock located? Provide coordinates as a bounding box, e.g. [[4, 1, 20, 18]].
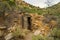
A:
[[0, 26, 7, 30], [34, 30, 40, 35], [5, 33, 13, 40], [0, 30, 4, 37]]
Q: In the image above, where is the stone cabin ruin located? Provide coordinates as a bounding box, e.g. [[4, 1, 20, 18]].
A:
[[0, 11, 33, 30], [0, 11, 57, 35], [19, 13, 32, 30]]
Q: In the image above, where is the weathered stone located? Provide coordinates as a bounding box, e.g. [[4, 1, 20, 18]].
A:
[[0, 26, 7, 30], [5, 33, 13, 40], [0, 30, 4, 37], [34, 30, 40, 35]]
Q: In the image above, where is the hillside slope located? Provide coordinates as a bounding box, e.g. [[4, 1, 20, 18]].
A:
[[46, 2, 60, 16], [0, 0, 60, 40], [18, 0, 60, 15], [16, 0, 45, 14]]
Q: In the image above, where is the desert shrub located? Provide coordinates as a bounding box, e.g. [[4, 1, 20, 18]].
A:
[[50, 28, 60, 40], [32, 27, 60, 40], [32, 35, 44, 40], [12, 26, 29, 37]]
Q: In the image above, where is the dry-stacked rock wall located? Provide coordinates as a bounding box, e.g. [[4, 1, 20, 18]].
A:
[[0, 12, 57, 37], [30, 13, 57, 36]]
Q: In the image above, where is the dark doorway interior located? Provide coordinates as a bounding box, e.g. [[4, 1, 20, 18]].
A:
[[27, 17, 31, 30]]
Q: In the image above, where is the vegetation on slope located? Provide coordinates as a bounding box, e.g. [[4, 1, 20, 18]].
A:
[[0, 0, 60, 40]]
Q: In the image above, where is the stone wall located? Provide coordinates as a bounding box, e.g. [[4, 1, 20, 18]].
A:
[[30, 13, 57, 36], [0, 12, 57, 36]]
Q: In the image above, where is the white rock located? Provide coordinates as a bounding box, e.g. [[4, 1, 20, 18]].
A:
[[34, 30, 40, 35], [5, 33, 13, 40]]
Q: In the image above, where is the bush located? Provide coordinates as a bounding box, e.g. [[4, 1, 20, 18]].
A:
[[12, 26, 29, 37], [50, 28, 60, 40]]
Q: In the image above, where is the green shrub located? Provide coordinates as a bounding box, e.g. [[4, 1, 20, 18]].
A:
[[32, 35, 44, 40], [50, 28, 60, 40], [12, 27, 29, 37]]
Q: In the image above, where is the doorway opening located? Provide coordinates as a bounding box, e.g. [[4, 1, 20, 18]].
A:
[[27, 17, 31, 30]]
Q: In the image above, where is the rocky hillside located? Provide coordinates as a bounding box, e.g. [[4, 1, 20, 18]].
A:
[[15, 0, 45, 14], [0, 0, 60, 40], [46, 2, 60, 16]]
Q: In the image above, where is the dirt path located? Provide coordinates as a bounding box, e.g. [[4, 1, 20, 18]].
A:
[[24, 32, 33, 40]]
